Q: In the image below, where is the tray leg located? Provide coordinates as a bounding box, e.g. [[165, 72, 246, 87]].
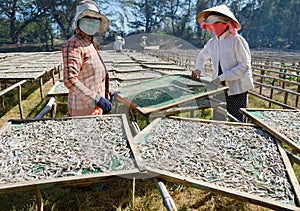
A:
[[35, 188, 43, 211]]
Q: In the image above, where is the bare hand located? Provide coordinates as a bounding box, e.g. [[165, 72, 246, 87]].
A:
[[191, 70, 201, 80], [212, 77, 221, 85]]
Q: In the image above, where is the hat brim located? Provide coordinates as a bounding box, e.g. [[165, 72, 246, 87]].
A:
[[203, 15, 229, 24], [77, 10, 110, 34], [197, 5, 241, 30]]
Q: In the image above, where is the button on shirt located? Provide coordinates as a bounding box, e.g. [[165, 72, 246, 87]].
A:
[[62, 34, 106, 111], [195, 30, 254, 96]]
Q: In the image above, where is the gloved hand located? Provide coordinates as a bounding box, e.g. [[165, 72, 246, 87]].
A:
[[97, 97, 112, 113]]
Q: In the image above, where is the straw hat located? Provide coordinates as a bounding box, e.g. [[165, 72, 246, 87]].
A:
[[197, 5, 241, 30], [116, 36, 122, 40], [72, 0, 110, 34]]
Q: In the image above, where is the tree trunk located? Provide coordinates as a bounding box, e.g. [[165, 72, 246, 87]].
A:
[[145, 0, 150, 33], [9, 9, 19, 44]]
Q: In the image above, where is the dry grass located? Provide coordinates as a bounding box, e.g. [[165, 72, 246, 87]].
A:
[[0, 78, 56, 128], [0, 178, 270, 211]]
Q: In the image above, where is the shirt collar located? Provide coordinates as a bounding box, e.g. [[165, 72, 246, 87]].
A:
[[217, 30, 230, 40], [76, 30, 93, 41]]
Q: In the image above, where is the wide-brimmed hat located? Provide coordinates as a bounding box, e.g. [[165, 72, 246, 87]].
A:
[[72, 0, 109, 34], [197, 5, 241, 30], [116, 36, 122, 40]]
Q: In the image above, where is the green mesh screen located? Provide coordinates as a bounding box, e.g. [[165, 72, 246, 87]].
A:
[[119, 75, 219, 109]]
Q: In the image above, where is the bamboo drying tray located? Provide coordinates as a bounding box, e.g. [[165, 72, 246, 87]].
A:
[[130, 117, 300, 211], [47, 80, 68, 97], [0, 114, 141, 194], [240, 108, 300, 154], [115, 74, 228, 115], [113, 69, 165, 81], [141, 63, 188, 70]]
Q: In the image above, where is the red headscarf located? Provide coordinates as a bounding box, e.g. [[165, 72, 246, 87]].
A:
[[201, 20, 237, 36]]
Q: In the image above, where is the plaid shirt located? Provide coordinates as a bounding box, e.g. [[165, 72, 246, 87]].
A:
[[62, 34, 107, 111]]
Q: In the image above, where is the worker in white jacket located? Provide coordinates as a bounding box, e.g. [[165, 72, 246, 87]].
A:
[[114, 36, 125, 52], [192, 5, 254, 122]]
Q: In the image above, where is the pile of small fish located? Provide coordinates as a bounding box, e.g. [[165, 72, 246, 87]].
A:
[[52, 81, 68, 94], [109, 79, 147, 90], [154, 69, 190, 76], [256, 110, 300, 146], [0, 116, 136, 184], [114, 70, 164, 80], [137, 118, 295, 203]]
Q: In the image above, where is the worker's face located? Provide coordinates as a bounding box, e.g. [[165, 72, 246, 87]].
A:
[[78, 17, 100, 35], [207, 22, 228, 37]]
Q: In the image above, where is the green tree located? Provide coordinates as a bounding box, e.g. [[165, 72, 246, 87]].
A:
[[113, 0, 173, 33], [112, 0, 197, 41], [235, 1, 259, 44], [43, 0, 81, 40], [0, 19, 10, 45], [194, 0, 214, 47], [160, 0, 196, 38], [248, 0, 300, 49], [0, 0, 299, 50], [94, 0, 126, 36], [0, 0, 45, 44]]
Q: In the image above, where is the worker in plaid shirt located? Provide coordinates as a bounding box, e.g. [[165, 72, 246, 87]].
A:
[[62, 0, 111, 116]]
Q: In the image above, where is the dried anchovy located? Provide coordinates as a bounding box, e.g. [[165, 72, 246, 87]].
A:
[[114, 70, 164, 81], [51, 81, 68, 94], [154, 69, 191, 76], [143, 64, 187, 70], [137, 118, 295, 204], [255, 110, 300, 146], [110, 79, 147, 90], [113, 64, 143, 69], [0, 116, 135, 184]]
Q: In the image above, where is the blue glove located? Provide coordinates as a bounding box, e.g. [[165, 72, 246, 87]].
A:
[[97, 97, 112, 113]]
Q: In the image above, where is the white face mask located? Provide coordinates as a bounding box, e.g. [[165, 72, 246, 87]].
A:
[[78, 17, 100, 35]]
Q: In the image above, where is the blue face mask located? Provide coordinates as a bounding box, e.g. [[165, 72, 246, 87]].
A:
[[78, 17, 100, 35]]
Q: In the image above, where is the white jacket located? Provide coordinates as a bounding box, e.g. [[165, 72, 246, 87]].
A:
[[195, 30, 254, 96], [114, 39, 125, 51]]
